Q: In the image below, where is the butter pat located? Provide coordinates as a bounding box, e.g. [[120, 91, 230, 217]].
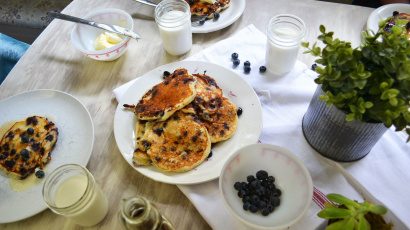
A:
[[200, 0, 216, 4], [94, 32, 123, 50]]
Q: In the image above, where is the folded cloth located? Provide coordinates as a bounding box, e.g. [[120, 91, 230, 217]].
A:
[[0, 33, 29, 84], [114, 25, 409, 229]]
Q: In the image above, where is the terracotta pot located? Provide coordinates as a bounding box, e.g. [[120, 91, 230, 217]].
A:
[[302, 86, 388, 162]]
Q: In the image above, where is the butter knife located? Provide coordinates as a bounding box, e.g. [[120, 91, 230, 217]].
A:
[[47, 11, 141, 40]]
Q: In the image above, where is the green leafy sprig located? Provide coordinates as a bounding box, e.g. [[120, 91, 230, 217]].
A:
[[302, 25, 410, 141], [318, 194, 388, 230]]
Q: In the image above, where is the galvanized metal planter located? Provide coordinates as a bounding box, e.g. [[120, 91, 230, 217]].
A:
[[302, 86, 388, 162]]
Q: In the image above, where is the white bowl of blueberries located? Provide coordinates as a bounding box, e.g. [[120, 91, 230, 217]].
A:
[[219, 144, 313, 230]]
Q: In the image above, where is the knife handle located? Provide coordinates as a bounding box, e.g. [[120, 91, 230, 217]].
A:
[[47, 11, 94, 27]]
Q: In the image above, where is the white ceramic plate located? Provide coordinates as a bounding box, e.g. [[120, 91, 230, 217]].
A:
[[114, 61, 262, 184], [192, 0, 246, 33], [0, 90, 94, 223], [367, 3, 410, 34]]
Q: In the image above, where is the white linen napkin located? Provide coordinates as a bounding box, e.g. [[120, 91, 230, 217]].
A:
[[113, 25, 409, 229]]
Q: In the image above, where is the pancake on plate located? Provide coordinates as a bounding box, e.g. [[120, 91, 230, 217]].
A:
[[187, 0, 231, 19], [124, 69, 197, 121], [0, 116, 58, 179]]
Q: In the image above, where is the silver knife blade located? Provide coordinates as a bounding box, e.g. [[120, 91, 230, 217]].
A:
[[134, 0, 158, 7], [48, 11, 141, 40]]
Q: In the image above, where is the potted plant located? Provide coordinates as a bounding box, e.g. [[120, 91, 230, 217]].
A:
[[301, 25, 410, 161], [318, 193, 392, 230]]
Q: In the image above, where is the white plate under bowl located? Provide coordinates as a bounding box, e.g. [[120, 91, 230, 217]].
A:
[[114, 60, 262, 184], [0, 90, 94, 224], [192, 0, 246, 33], [367, 3, 410, 34]]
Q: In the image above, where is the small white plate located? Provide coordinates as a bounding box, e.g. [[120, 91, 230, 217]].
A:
[[192, 0, 246, 33], [0, 90, 94, 224], [367, 3, 410, 34], [114, 60, 262, 184]]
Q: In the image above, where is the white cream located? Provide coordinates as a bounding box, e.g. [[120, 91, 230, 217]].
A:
[[157, 10, 192, 56], [54, 175, 108, 227]]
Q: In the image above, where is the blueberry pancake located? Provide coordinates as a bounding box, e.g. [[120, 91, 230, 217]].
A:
[[187, 0, 231, 19], [141, 111, 211, 172], [0, 116, 58, 179], [124, 69, 197, 121]]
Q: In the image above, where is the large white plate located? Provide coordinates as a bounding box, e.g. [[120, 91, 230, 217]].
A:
[[192, 0, 246, 33], [0, 90, 94, 223], [114, 61, 262, 184], [367, 3, 410, 34]]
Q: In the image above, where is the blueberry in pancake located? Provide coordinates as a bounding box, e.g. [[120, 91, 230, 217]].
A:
[[124, 68, 197, 121], [141, 111, 211, 172], [0, 116, 58, 179]]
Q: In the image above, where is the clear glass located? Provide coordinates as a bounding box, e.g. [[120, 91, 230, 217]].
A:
[[42, 164, 108, 227], [154, 0, 192, 56], [120, 197, 174, 230], [265, 14, 306, 75]]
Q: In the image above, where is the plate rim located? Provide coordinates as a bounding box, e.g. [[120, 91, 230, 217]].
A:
[[114, 60, 263, 185], [0, 89, 95, 224], [192, 0, 246, 34]]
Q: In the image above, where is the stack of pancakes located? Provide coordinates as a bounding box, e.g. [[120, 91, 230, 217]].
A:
[[124, 68, 238, 172], [186, 0, 231, 20]]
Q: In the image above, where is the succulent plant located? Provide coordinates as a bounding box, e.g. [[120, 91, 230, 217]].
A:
[[302, 25, 410, 142], [318, 193, 391, 230]]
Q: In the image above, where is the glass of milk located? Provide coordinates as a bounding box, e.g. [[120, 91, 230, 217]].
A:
[[155, 0, 192, 56], [265, 14, 306, 75], [42, 164, 108, 227]]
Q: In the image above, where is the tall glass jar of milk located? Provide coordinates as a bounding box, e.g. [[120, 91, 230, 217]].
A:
[[42, 164, 109, 227], [155, 0, 192, 56], [265, 14, 306, 75]]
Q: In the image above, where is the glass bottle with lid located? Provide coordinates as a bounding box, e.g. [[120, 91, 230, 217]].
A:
[[42, 164, 109, 227], [120, 196, 174, 230], [155, 0, 192, 56]]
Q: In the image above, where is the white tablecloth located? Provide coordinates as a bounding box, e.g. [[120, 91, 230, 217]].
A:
[[114, 25, 409, 230]]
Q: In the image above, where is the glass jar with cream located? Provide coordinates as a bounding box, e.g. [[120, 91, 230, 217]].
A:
[[155, 0, 192, 56], [42, 164, 108, 227], [265, 14, 306, 75]]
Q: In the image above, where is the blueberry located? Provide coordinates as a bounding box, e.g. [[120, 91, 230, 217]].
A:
[[267, 176, 275, 183], [45, 134, 54, 141], [393, 11, 399, 16], [258, 200, 267, 209], [21, 149, 30, 160], [4, 160, 15, 168], [251, 195, 259, 203], [271, 197, 280, 207], [267, 205, 274, 213], [213, 12, 220, 21], [232, 59, 240, 67], [238, 190, 245, 198], [244, 66, 251, 74], [236, 107, 243, 116], [10, 149, 16, 156], [35, 170, 45, 179], [0, 153, 8, 160], [259, 66, 266, 73], [275, 188, 282, 196], [207, 151, 213, 159], [240, 182, 248, 189], [256, 170, 268, 180], [244, 61, 251, 67], [231, 53, 239, 60], [250, 180, 260, 189], [243, 196, 251, 203], [311, 63, 317, 71], [27, 128, 34, 135], [256, 188, 265, 196], [406, 22, 410, 30], [243, 202, 251, 211], [234, 182, 242, 190], [261, 208, 270, 216], [188, 0, 194, 5], [163, 71, 171, 79], [21, 135, 29, 143], [199, 19, 206, 26], [247, 175, 256, 183], [249, 205, 258, 213]]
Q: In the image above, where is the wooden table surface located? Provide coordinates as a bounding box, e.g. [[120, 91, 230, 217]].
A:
[[0, 0, 373, 229]]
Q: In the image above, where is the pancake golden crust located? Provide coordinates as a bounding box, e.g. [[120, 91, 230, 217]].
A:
[[125, 69, 197, 121], [187, 0, 231, 19], [0, 116, 58, 179], [142, 111, 211, 172]]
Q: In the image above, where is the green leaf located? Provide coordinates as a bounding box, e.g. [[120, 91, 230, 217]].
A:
[[320, 25, 326, 33], [318, 207, 353, 219], [327, 194, 360, 208], [301, 41, 309, 48], [357, 215, 371, 230], [368, 204, 388, 215], [326, 218, 356, 230]]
